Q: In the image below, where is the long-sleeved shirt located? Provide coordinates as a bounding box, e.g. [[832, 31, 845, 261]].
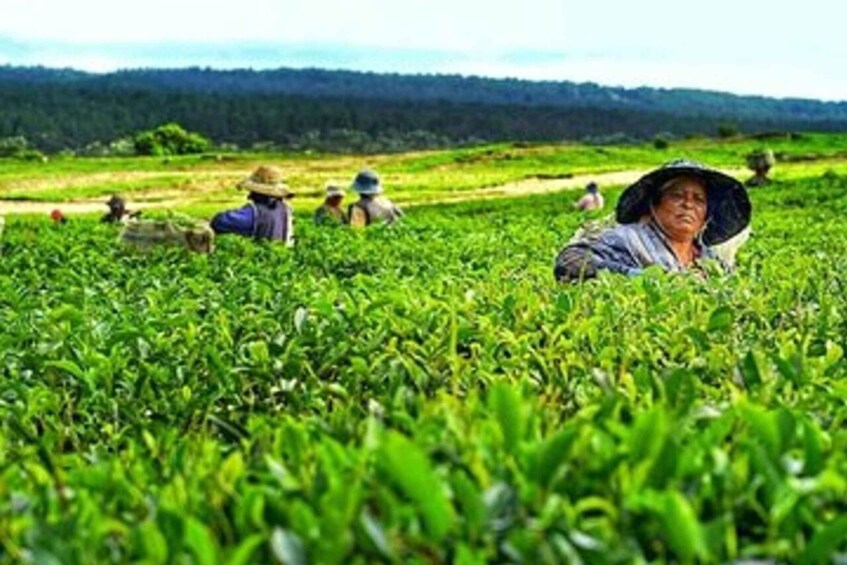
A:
[[211, 202, 293, 246], [314, 203, 348, 225], [348, 196, 403, 228], [575, 192, 604, 211], [554, 220, 725, 282]]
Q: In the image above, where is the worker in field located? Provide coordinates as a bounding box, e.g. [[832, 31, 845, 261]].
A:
[[554, 159, 751, 282], [314, 183, 348, 225], [745, 148, 776, 187], [348, 169, 403, 228], [211, 165, 295, 246], [101, 195, 141, 223], [574, 181, 604, 211]]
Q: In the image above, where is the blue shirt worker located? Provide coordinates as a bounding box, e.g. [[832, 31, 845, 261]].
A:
[[211, 165, 295, 246], [554, 159, 751, 282]]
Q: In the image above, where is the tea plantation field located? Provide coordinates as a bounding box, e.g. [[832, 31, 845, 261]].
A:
[[2, 171, 847, 562]]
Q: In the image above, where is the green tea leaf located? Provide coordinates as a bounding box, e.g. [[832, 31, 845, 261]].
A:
[[743, 405, 782, 461], [226, 534, 265, 565], [798, 515, 847, 565], [738, 350, 762, 388], [800, 416, 824, 475], [707, 305, 733, 332], [629, 407, 669, 464], [184, 517, 219, 565], [489, 383, 526, 455], [379, 431, 455, 542], [530, 425, 578, 488], [660, 492, 709, 561], [44, 359, 85, 379], [135, 520, 169, 563]]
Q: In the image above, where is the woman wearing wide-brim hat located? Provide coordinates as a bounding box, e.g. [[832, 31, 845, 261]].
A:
[[554, 159, 751, 282], [211, 165, 295, 245], [347, 169, 404, 228]]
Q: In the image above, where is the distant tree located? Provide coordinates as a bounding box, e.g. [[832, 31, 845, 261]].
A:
[[0, 136, 29, 157], [109, 137, 136, 156], [717, 123, 740, 138], [653, 134, 670, 149], [0, 135, 45, 160], [133, 122, 211, 156], [2, 68, 847, 154], [79, 141, 109, 157]]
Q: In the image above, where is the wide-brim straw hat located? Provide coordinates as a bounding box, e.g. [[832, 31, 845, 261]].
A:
[[238, 165, 294, 199], [351, 169, 382, 195], [616, 159, 751, 245]]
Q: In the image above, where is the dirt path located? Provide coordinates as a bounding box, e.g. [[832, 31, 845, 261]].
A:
[[405, 169, 652, 207], [0, 167, 749, 215], [3, 170, 243, 193]]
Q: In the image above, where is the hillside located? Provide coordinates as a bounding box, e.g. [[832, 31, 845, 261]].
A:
[[2, 65, 847, 152]]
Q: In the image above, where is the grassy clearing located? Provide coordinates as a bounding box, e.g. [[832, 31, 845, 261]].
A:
[[2, 133, 845, 205]]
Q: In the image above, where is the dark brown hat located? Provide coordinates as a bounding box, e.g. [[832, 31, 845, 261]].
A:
[[616, 159, 751, 245]]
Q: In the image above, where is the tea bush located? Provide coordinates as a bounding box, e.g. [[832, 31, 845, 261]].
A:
[[1, 175, 846, 562]]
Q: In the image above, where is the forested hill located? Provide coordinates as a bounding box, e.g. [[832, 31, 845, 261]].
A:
[[2, 65, 847, 152]]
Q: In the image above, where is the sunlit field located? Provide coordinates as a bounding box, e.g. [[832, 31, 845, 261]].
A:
[[2, 135, 847, 562]]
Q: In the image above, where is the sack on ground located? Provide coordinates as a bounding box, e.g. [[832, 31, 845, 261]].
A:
[[120, 217, 214, 253]]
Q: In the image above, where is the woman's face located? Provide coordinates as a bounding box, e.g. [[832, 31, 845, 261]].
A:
[[653, 176, 708, 240]]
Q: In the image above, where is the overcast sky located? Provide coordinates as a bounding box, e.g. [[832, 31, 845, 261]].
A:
[[1, 0, 845, 101]]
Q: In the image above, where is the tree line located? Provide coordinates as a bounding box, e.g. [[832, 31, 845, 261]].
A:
[[1, 65, 847, 153]]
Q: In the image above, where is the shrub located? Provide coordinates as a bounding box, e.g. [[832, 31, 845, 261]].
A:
[[0, 136, 47, 161], [133, 123, 211, 156]]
